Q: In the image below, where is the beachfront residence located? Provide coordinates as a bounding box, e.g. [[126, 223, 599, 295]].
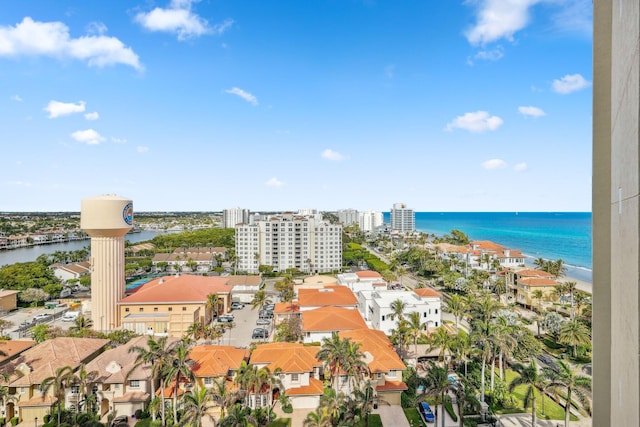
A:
[[339, 329, 407, 404], [468, 241, 526, 269], [298, 286, 358, 311], [0, 337, 109, 423], [301, 306, 368, 344], [505, 269, 558, 308], [357, 288, 442, 335], [118, 275, 233, 337], [249, 343, 324, 410]]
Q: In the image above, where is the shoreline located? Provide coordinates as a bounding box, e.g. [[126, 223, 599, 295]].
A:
[[559, 276, 592, 295]]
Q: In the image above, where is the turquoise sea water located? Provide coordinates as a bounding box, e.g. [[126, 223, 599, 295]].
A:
[[384, 212, 592, 283]]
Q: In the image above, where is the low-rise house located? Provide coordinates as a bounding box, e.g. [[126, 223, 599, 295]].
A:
[[359, 288, 441, 335], [339, 329, 407, 405], [0, 290, 20, 314], [250, 343, 324, 410], [298, 286, 358, 311], [118, 275, 234, 337], [52, 262, 91, 283], [506, 268, 559, 307], [153, 247, 227, 273], [82, 335, 179, 418], [302, 306, 368, 344], [228, 276, 264, 304], [273, 302, 301, 325], [337, 270, 388, 293], [0, 337, 109, 423]]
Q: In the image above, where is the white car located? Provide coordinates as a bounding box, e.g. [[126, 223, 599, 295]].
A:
[[32, 313, 51, 322]]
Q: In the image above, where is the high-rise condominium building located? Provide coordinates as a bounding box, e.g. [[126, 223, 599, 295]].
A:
[[390, 203, 415, 233], [337, 209, 359, 226], [359, 210, 384, 232], [223, 208, 250, 228], [235, 213, 342, 274]]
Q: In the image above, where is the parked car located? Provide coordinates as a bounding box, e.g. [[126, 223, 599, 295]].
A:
[[62, 311, 81, 322], [418, 401, 435, 423], [259, 310, 273, 319], [263, 304, 275, 311], [231, 302, 244, 310], [256, 318, 271, 326], [32, 313, 51, 323], [217, 314, 234, 323], [113, 415, 129, 426], [252, 328, 269, 339]]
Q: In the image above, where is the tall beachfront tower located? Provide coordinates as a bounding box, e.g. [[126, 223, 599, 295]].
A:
[[80, 195, 133, 332], [390, 203, 415, 233]]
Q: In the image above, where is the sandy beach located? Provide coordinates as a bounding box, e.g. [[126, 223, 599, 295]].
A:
[[559, 276, 592, 295]]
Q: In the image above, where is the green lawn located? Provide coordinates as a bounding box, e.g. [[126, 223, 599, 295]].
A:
[[134, 419, 151, 427], [356, 414, 383, 427], [499, 370, 577, 421], [404, 408, 426, 427], [268, 419, 292, 427]]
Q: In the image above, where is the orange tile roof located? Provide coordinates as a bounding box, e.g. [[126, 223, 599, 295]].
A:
[[285, 377, 324, 396], [470, 240, 505, 250], [0, 340, 35, 363], [376, 380, 408, 391], [518, 277, 558, 287], [274, 302, 300, 314], [413, 287, 442, 298], [0, 337, 110, 387], [16, 395, 58, 407], [498, 249, 523, 258], [250, 343, 321, 373], [298, 286, 357, 307], [339, 329, 406, 372], [516, 269, 554, 278], [302, 307, 367, 332], [120, 274, 233, 304], [156, 380, 186, 398], [355, 270, 382, 278], [188, 345, 249, 377]]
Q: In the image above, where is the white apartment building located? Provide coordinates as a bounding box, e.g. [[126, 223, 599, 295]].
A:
[[223, 207, 250, 228], [359, 289, 441, 335], [359, 210, 384, 232], [390, 203, 415, 233], [337, 209, 359, 226], [235, 213, 342, 274]]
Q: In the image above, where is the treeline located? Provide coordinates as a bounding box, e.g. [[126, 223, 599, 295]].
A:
[[150, 228, 236, 251], [343, 242, 389, 272]]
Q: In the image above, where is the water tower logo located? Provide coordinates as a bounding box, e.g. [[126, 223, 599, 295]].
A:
[[123, 203, 134, 225]]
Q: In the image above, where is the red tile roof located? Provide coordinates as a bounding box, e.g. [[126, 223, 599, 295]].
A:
[[519, 277, 558, 287], [274, 302, 300, 314], [120, 274, 233, 304], [188, 345, 249, 377], [0, 340, 35, 363], [250, 343, 321, 373], [355, 270, 382, 278], [302, 307, 367, 332], [112, 391, 150, 402], [285, 377, 324, 396], [516, 269, 554, 278], [376, 380, 408, 391], [470, 240, 505, 250], [339, 329, 406, 372], [413, 287, 442, 298], [298, 286, 357, 307]]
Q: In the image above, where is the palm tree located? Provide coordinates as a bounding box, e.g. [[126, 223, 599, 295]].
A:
[[206, 293, 220, 322], [185, 322, 204, 341], [428, 327, 455, 367], [544, 361, 592, 427], [180, 387, 216, 427], [218, 403, 256, 427], [250, 289, 272, 312], [210, 377, 240, 419], [353, 379, 385, 427], [128, 336, 176, 423], [72, 363, 98, 414], [303, 406, 333, 427], [389, 299, 407, 323], [275, 273, 296, 307], [563, 281, 578, 319], [450, 330, 473, 377], [317, 333, 366, 392], [533, 257, 546, 270], [452, 377, 481, 427], [69, 314, 93, 335], [559, 319, 591, 358], [41, 365, 75, 426], [424, 361, 450, 427], [406, 311, 427, 356], [532, 289, 544, 312], [164, 340, 195, 424], [508, 361, 546, 427], [445, 294, 467, 329]]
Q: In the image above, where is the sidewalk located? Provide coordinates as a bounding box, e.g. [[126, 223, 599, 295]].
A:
[[497, 414, 592, 427]]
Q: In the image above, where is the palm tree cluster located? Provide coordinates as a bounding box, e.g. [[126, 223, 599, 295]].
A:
[[533, 258, 567, 278]]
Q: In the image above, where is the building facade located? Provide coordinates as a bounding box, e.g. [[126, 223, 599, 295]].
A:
[[235, 213, 342, 274], [222, 208, 250, 229], [337, 209, 359, 226], [390, 203, 415, 233], [359, 210, 384, 232]]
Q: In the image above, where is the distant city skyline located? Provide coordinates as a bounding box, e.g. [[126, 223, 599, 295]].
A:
[[1, 1, 592, 212]]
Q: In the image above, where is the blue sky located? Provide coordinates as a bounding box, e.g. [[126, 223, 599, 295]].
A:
[[0, 0, 593, 213]]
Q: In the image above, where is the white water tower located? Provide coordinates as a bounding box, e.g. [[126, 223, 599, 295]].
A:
[[81, 194, 133, 332]]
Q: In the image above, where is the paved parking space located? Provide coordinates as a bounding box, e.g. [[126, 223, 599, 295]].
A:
[[219, 304, 273, 348]]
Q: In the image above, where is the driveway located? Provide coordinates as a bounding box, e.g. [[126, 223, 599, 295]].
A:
[[373, 405, 410, 427]]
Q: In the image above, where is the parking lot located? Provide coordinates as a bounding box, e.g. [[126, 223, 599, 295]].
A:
[[3, 304, 76, 339], [218, 303, 274, 348]]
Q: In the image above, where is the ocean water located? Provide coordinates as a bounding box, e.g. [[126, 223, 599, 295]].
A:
[[384, 212, 592, 283]]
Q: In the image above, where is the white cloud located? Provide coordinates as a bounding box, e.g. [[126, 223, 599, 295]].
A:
[[86, 22, 107, 35], [136, 146, 149, 153], [473, 46, 504, 62], [135, 0, 232, 41], [225, 87, 258, 105], [518, 106, 546, 117], [482, 159, 508, 170], [84, 111, 99, 120], [11, 95, 22, 102], [0, 17, 142, 70], [112, 137, 127, 144], [44, 100, 86, 118], [465, 0, 540, 45], [70, 129, 105, 145], [265, 177, 284, 188], [552, 73, 591, 94], [445, 111, 503, 133], [514, 162, 528, 172], [321, 149, 344, 161], [550, 0, 592, 35]]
